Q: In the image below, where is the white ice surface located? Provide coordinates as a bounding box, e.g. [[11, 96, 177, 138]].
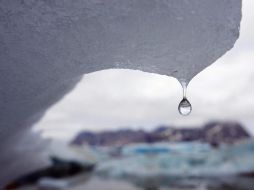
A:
[[0, 0, 241, 186], [96, 140, 254, 178]]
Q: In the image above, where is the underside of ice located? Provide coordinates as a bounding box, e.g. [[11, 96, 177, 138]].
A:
[[0, 0, 242, 186]]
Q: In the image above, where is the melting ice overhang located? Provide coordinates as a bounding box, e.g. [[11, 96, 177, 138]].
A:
[[0, 0, 241, 185]]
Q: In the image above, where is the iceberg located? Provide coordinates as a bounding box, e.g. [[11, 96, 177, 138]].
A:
[[0, 0, 242, 185], [96, 140, 254, 178]]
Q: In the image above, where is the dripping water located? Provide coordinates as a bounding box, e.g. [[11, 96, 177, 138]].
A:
[[178, 81, 192, 116]]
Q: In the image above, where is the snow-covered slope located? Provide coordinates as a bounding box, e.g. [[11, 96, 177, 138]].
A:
[[0, 0, 241, 186]]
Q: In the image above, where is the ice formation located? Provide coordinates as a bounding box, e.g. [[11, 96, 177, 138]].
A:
[[95, 141, 254, 190], [0, 0, 241, 186], [96, 140, 254, 178]]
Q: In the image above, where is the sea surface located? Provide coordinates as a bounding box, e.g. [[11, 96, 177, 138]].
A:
[[20, 176, 254, 190], [20, 140, 254, 190]]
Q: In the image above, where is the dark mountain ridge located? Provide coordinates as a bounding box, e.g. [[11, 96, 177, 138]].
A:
[[71, 121, 251, 146]]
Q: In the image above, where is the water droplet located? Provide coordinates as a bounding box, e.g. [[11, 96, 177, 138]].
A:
[[178, 98, 192, 116], [178, 80, 192, 116]]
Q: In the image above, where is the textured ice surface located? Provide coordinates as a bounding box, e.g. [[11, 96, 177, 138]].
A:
[[0, 0, 241, 185], [96, 140, 254, 178]]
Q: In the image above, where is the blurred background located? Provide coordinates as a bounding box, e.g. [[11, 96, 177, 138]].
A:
[[5, 0, 254, 190]]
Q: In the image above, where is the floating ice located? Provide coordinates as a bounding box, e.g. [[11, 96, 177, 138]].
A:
[[96, 140, 254, 178], [0, 0, 242, 185]]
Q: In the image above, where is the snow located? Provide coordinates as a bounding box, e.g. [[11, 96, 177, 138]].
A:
[[0, 0, 241, 186]]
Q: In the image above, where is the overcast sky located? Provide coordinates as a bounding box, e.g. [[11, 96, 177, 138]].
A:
[[34, 0, 254, 141]]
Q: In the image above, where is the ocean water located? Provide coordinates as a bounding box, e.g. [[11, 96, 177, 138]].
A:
[[53, 176, 254, 190], [25, 176, 253, 190], [21, 140, 254, 190]]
